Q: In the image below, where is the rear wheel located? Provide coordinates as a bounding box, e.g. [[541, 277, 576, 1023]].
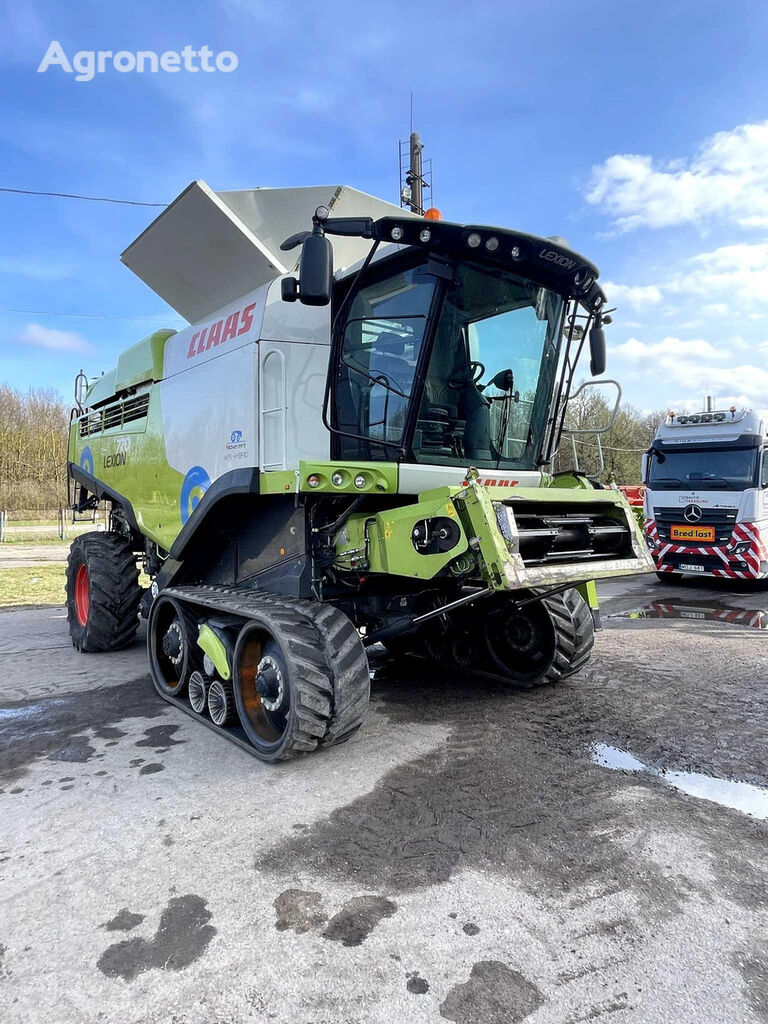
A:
[[482, 590, 594, 685], [66, 532, 141, 652]]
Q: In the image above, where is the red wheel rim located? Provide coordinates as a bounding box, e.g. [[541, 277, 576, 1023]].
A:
[[74, 564, 90, 626]]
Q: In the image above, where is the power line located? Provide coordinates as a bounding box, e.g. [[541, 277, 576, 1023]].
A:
[[2, 308, 184, 323], [0, 187, 167, 208], [571, 437, 648, 453]]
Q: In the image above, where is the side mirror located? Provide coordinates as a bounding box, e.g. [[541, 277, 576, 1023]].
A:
[[297, 231, 333, 306], [589, 324, 606, 376]]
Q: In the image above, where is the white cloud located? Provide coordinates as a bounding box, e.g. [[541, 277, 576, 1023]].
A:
[[614, 336, 723, 363], [17, 323, 92, 353], [601, 281, 662, 311], [669, 242, 768, 308], [586, 120, 768, 232]]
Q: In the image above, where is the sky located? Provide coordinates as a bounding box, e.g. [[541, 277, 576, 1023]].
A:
[[2, 0, 768, 415]]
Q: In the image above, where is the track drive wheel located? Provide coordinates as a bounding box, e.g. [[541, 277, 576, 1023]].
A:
[[233, 610, 335, 762], [147, 595, 201, 697], [66, 531, 141, 652], [484, 588, 594, 686]]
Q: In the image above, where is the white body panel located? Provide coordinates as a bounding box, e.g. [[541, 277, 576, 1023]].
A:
[[398, 464, 542, 494]]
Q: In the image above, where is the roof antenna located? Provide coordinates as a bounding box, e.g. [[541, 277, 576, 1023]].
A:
[[399, 95, 434, 216]]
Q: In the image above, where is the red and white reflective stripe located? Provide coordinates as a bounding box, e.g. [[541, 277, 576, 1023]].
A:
[[653, 518, 768, 578]]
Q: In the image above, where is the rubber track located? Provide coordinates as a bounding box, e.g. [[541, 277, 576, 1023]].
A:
[[162, 585, 370, 755], [66, 532, 141, 652]]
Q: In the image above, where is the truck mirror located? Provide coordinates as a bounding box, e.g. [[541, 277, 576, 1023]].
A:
[[298, 231, 333, 306], [589, 324, 606, 376]]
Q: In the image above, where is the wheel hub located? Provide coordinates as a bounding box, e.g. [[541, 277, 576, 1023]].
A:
[[162, 622, 184, 665], [255, 655, 284, 711]]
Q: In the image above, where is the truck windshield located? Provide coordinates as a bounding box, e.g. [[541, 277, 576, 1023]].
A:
[[647, 447, 758, 490]]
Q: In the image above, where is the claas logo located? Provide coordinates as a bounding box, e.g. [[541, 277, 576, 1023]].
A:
[[186, 302, 257, 359], [462, 477, 519, 487]]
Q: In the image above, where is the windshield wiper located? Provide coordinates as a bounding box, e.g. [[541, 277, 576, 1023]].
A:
[[687, 476, 737, 490], [651, 476, 683, 486]]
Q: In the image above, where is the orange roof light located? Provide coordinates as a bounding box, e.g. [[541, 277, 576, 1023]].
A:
[[424, 207, 442, 221]]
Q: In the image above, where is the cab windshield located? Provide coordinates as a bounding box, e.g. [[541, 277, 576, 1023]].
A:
[[647, 446, 759, 491], [333, 261, 564, 469]]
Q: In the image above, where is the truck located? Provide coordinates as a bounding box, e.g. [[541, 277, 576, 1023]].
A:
[[65, 181, 654, 762], [644, 406, 768, 580]]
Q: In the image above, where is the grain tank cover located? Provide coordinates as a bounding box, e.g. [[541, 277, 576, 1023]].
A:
[[121, 181, 407, 324]]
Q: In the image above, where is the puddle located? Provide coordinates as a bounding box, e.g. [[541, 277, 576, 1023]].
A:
[[610, 600, 768, 630], [0, 701, 67, 721], [592, 743, 768, 821]]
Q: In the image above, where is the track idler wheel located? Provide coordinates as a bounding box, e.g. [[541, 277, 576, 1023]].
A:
[[148, 595, 200, 697], [188, 671, 209, 714], [207, 679, 236, 726]]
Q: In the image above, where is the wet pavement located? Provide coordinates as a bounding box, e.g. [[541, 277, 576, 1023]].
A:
[[1, 573, 767, 1023]]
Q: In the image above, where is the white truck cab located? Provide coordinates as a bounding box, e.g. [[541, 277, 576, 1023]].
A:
[[643, 407, 768, 579]]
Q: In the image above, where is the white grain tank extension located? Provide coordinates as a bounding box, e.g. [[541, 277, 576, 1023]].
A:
[[120, 182, 409, 475]]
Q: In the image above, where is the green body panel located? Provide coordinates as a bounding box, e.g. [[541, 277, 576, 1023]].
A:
[[337, 493, 467, 578], [115, 330, 175, 392], [577, 580, 599, 611], [549, 472, 594, 490], [70, 382, 185, 551], [337, 481, 651, 590], [85, 369, 118, 407], [197, 624, 231, 680], [297, 460, 398, 495]]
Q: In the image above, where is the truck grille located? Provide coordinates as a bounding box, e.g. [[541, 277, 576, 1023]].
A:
[[653, 506, 738, 546], [497, 501, 634, 566]]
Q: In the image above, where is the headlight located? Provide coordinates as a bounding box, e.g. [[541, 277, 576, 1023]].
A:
[[391, 226, 404, 241], [307, 474, 320, 488], [467, 232, 482, 248], [419, 228, 431, 243], [331, 471, 344, 487], [354, 474, 367, 489]]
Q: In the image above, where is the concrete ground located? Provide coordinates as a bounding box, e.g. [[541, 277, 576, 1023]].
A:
[[1, 573, 767, 1023]]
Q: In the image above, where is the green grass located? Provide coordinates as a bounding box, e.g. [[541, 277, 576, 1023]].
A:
[[1, 525, 103, 545], [0, 565, 66, 606], [0, 565, 150, 608]]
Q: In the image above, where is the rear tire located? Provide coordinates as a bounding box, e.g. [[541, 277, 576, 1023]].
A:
[[483, 588, 594, 686], [66, 532, 141, 652], [540, 588, 595, 683]]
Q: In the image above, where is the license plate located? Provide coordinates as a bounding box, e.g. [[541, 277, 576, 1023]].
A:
[[680, 564, 705, 572], [670, 524, 715, 542]]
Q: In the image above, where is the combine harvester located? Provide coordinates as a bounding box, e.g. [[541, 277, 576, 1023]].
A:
[[645, 405, 768, 580], [66, 182, 653, 761]]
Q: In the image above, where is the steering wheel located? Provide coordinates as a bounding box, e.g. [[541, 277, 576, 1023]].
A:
[[448, 361, 485, 389]]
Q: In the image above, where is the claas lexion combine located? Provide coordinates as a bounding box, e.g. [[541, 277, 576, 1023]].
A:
[[66, 182, 653, 762]]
